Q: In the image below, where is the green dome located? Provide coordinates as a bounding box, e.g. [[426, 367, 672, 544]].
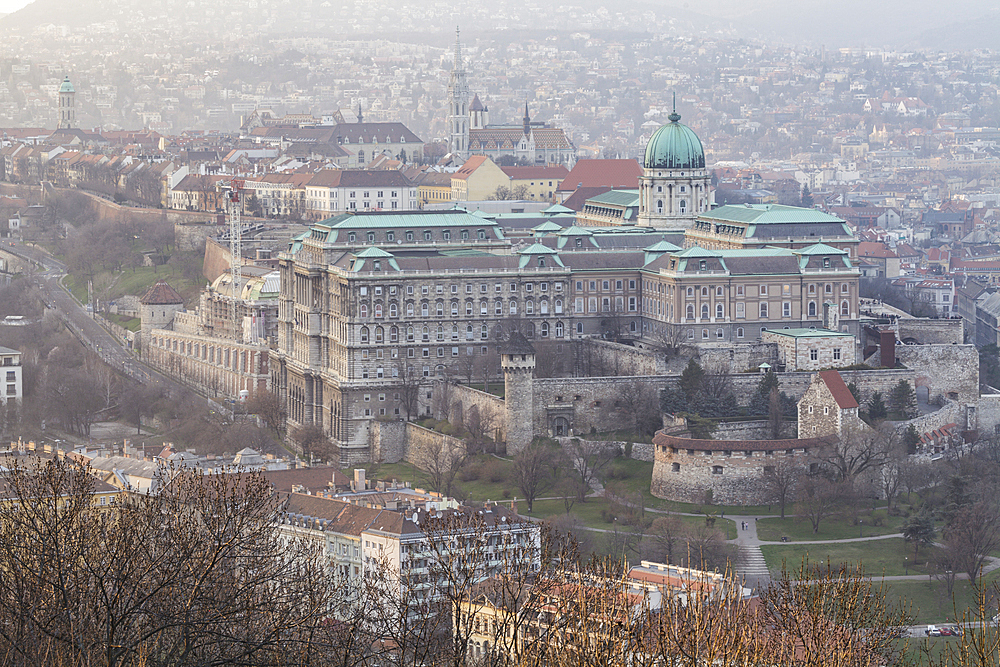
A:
[[59, 76, 74, 94], [643, 111, 705, 170]]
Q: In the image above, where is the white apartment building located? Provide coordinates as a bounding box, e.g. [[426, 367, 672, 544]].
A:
[[0, 346, 22, 404], [304, 169, 418, 219]]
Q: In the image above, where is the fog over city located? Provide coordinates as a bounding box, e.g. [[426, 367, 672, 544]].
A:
[[2, 0, 1000, 664]]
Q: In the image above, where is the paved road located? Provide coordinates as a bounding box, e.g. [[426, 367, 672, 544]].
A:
[[1, 239, 188, 397]]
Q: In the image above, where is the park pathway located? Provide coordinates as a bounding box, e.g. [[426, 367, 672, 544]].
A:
[[729, 516, 771, 590]]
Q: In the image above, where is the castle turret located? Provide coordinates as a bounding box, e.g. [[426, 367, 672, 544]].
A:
[[447, 27, 470, 158], [500, 331, 535, 455], [140, 279, 184, 336]]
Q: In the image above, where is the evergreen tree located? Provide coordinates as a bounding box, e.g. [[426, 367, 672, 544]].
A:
[[750, 368, 780, 416], [847, 382, 862, 406], [889, 380, 918, 420], [902, 509, 936, 557], [679, 359, 705, 404], [903, 423, 920, 455], [801, 184, 814, 208], [865, 391, 887, 423]]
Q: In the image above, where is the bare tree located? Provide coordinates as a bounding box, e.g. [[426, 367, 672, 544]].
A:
[[815, 421, 897, 485], [396, 361, 422, 420], [764, 459, 800, 519], [796, 477, 846, 534], [422, 440, 467, 498], [565, 439, 618, 502], [760, 561, 913, 667], [0, 457, 335, 667], [512, 441, 560, 511], [943, 501, 1000, 582], [614, 380, 661, 436], [244, 388, 286, 432]]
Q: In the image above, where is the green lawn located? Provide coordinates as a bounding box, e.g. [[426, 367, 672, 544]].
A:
[[375, 456, 516, 504], [756, 511, 906, 542], [105, 313, 140, 332], [64, 262, 206, 308], [760, 538, 917, 577], [886, 571, 1000, 624]]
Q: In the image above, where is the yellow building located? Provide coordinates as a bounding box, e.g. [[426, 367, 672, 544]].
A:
[[451, 156, 509, 201], [416, 171, 454, 207], [499, 165, 570, 203]]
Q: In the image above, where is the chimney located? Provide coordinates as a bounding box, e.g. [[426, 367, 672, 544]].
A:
[[354, 468, 366, 491]]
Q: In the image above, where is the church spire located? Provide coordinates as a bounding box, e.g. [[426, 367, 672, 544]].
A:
[[357, 103, 363, 123], [523, 101, 530, 135], [668, 91, 680, 123], [453, 26, 463, 72]]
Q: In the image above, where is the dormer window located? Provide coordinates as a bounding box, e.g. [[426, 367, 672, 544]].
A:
[[538, 259, 546, 267], [823, 257, 831, 268], [348, 232, 356, 243], [373, 260, 381, 271], [699, 260, 707, 271]]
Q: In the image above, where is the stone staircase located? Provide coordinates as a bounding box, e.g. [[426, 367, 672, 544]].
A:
[[737, 544, 771, 583]]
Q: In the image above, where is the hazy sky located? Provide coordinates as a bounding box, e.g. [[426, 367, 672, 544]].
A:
[[0, 0, 29, 12]]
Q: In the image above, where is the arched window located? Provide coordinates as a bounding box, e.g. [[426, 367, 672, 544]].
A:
[[357, 150, 365, 163], [389, 302, 398, 317], [436, 302, 444, 317], [716, 303, 724, 319], [389, 326, 398, 343], [716, 286, 723, 297], [406, 302, 414, 317], [509, 301, 518, 315], [808, 301, 816, 317], [841, 300, 849, 316], [406, 326, 414, 341], [679, 199, 687, 213], [656, 200, 663, 212], [421, 325, 429, 341], [374, 304, 383, 318], [480, 301, 488, 315], [495, 300, 503, 315], [481, 324, 488, 339], [809, 284, 816, 295], [686, 304, 694, 320], [841, 283, 849, 294], [360, 304, 368, 318], [737, 327, 744, 338], [360, 326, 369, 343], [701, 286, 709, 297], [700, 303, 708, 319], [540, 322, 549, 337], [466, 324, 474, 340], [375, 326, 383, 343], [554, 299, 562, 314], [451, 301, 459, 316], [421, 303, 429, 317], [452, 324, 459, 339], [555, 321, 564, 337], [686, 287, 694, 297], [437, 325, 444, 341], [825, 283, 833, 294], [526, 301, 534, 315], [541, 300, 549, 315]]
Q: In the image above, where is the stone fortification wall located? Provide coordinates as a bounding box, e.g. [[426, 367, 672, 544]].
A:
[[650, 432, 829, 505], [403, 423, 466, 472], [531, 375, 671, 437], [574, 338, 665, 376], [700, 342, 780, 373], [975, 394, 1000, 436], [898, 318, 963, 345], [712, 419, 796, 440], [368, 419, 407, 463], [894, 344, 978, 403], [367, 421, 466, 472], [439, 382, 507, 442], [203, 237, 233, 283], [175, 221, 216, 252], [896, 402, 965, 443]]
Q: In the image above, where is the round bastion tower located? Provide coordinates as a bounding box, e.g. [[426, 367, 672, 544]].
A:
[[500, 331, 535, 455]]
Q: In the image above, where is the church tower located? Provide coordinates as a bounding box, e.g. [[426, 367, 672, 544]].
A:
[[57, 75, 75, 129], [447, 28, 470, 158], [637, 96, 710, 228]]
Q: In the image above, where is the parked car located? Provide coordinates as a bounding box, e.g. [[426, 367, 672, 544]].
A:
[[927, 625, 941, 636]]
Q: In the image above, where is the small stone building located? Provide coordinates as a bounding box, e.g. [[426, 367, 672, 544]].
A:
[[762, 328, 856, 371], [797, 370, 862, 438], [139, 279, 184, 335]]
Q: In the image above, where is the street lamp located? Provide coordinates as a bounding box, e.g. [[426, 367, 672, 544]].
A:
[[859, 519, 863, 537], [905, 556, 908, 575]]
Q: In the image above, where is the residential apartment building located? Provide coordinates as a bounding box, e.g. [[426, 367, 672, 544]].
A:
[[0, 346, 22, 405], [304, 169, 418, 219], [278, 493, 539, 608], [274, 206, 860, 461]]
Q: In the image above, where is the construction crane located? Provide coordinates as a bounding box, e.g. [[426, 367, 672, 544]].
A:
[[224, 178, 245, 342]]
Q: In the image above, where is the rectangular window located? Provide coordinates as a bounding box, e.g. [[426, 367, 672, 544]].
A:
[[736, 302, 745, 318], [782, 302, 791, 318], [810, 349, 818, 361], [833, 348, 841, 361]]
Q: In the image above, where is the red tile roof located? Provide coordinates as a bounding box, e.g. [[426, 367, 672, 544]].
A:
[[557, 159, 642, 192], [140, 280, 184, 305], [818, 370, 859, 409]]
